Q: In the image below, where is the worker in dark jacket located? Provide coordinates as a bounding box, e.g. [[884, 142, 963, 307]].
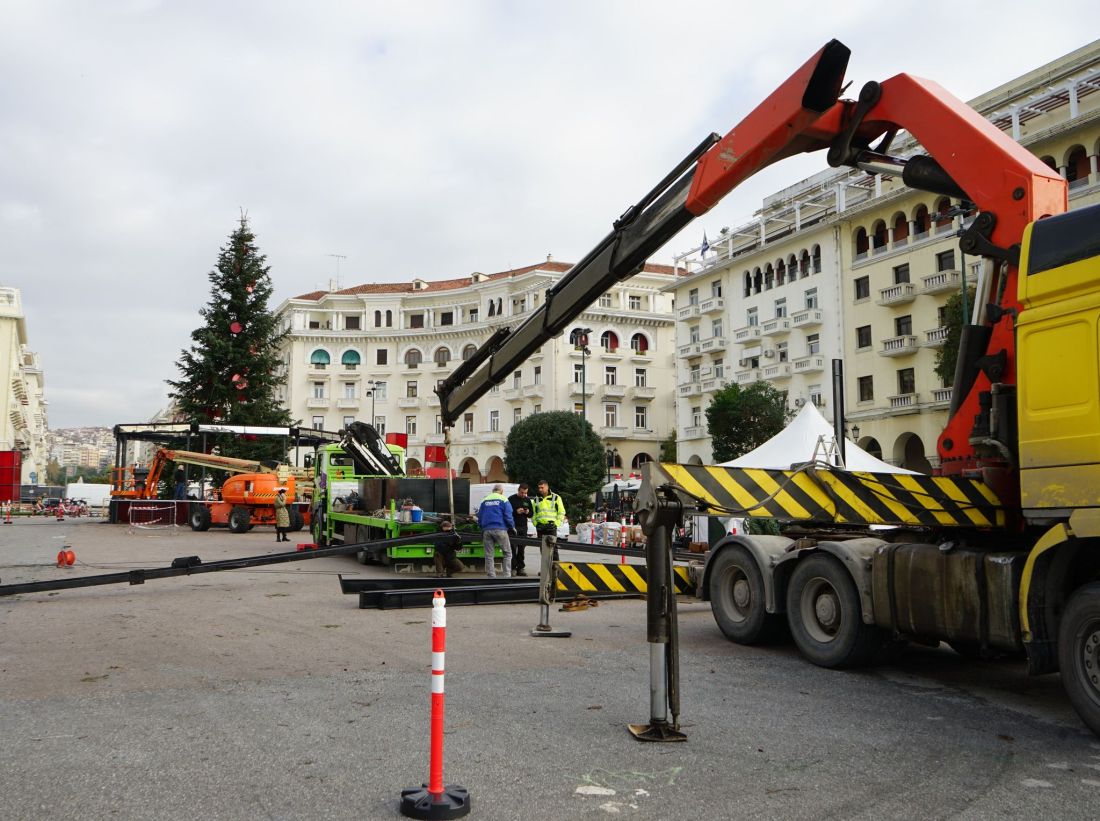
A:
[[433, 519, 465, 577], [508, 483, 534, 576]]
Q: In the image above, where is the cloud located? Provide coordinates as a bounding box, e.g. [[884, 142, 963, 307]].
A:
[[0, 0, 1094, 426]]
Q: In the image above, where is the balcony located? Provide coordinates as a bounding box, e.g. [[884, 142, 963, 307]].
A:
[[336, 398, 359, 409], [700, 336, 727, 354], [601, 384, 627, 399], [522, 384, 545, 399], [735, 368, 761, 385], [677, 304, 700, 320], [678, 342, 702, 358], [701, 377, 718, 393], [426, 395, 440, 407], [791, 308, 822, 328], [307, 363, 331, 376], [761, 318, 790, 337], [921, 270, 961, 295], [733, 325, 762, 343], [306, 397, 329, 409], [684, 426, 707, 440], [792, 355, 824, 373], [888, 393, 919, 413], [631, 386, 656, 400], [931, 387, 953, 406], [699, 296, 725, 314], [569, 381, 596, 397], [398, 397, 421, 409], [923, 326, 949, 348], [480, 430, 507, 443], [762, 363, 791, 380], [630, 348, 651, 362], [879, 335, 918, 357], [876, 283, 917, 306], [600, 426, 628, 439], [425, 433, 446, 445], [601, 346, 624, 360], [679, 382, 702, 397], [502, 387, 523, 402]]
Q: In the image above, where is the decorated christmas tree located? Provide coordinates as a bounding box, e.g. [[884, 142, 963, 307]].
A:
[[167, 215, 291, 461]]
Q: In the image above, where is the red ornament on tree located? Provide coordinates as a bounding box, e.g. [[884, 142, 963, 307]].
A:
[[230, 321, 243, 335]]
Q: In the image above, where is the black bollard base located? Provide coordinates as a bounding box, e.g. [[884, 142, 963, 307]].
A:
[[530, 625, 571, 637], [399, 784, 471, 819], [627, 721, 688, 742]]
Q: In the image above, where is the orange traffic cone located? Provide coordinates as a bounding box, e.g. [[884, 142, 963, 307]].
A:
[[56, 547, 75, 567]]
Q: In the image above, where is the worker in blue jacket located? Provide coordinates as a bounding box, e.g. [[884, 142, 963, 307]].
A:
[[477, 483, 514, 578]]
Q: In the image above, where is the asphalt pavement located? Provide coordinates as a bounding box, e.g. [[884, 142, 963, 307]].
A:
[[2, 516, 1099, 820]]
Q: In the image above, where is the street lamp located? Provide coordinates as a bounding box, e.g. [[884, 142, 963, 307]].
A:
[[366, 379, 377, 429], [605, 446, 619, 484], [578, 328, 593, 424], [943, 202, 976, 326]]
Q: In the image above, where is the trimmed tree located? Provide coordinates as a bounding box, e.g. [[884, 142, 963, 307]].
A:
[[167, 216, 291, 462], [503, 411, 605, 526], [934, 286, 976, 387], [706, 381, 790, 463]]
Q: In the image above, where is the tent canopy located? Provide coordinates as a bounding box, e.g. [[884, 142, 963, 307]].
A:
[[720, 403, 919, 474]]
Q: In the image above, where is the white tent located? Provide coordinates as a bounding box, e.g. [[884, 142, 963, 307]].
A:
[[720, 403, 920, 474]]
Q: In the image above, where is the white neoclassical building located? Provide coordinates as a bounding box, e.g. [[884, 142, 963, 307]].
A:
[[0, 286, 49, 486], [274, 259, 679, 481]]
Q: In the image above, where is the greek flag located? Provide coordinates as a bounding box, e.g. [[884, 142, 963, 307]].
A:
[[701, 232, 709, 256]]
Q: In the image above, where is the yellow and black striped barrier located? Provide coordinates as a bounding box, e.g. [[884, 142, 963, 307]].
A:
[[555, 562, 696, 596], [652, 462, 1005, 529]]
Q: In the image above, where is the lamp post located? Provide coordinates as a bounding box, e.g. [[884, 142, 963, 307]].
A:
[[944, 202, 975, 327], [578, 328, 593, 424], [605, 446, 619, 484], [366, 379, 377, 429]]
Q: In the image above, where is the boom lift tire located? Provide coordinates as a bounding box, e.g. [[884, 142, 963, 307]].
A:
[[1057, 583, 1100, 736], [708, 546, 785, 644], [786, 553, 883, 669], [189, 504, 212, 532], [228, 505, 251, 534], [289, 507, 304, 532]]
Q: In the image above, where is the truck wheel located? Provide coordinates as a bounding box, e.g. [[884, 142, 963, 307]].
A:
[[312, 510, 328, 547], [708, 546, 784, 644], [1058, 582, 1100, 736], [289, 507, 304, 532], [786, 553, 882, 669], [189, 504, 211, 532], [228, 505, 251, 534]]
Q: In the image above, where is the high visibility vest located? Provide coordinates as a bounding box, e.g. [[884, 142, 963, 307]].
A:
[[532, 492, 565, 526]]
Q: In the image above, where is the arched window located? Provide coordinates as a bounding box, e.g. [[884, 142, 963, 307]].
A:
[[854, 227, 869, 257], [800, 250, 811, 277], [374, 310, 382, 327], [811, 245, 821, 273], [433, 346, 451, 366], [630, 333, 649, 353], [385, 310, 393, 327], [462, 344, 477, 361], [776, 259, 786, 286], [631, 452, 653, 469], [495, 297, 503, 315], [892, 212, 909, 244], [914, 204, 931, 235], [569, 328, 589, 346], [404, 348, 422, 368], [934, 197, 953, 228], [1039, 155, 1057, 171], [310, 349, 330, 368], [743, 271, 752, 298], [872, 220, 887, 250], [488, 301, 496, 317], [1066, 145, 1088, 185], [763, 264, 774, 290], [341, 350, 361, 369], [601, 330, 619, 351], [752, 267, 762, 294]]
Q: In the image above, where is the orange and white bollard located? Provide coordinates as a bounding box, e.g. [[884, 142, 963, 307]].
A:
[[399, 589, 470, 819], [620, 523, 629, 565], [3, 502, 11, 524], [56, 503, 64, 521]]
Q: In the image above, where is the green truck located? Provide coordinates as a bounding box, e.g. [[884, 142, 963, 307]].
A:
[[310, 422, 498, 569]]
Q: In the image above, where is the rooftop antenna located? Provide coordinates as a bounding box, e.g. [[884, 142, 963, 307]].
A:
[[326, 253, 347, 291]]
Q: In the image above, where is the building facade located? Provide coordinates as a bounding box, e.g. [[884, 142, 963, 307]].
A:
[[669, 39, 1100, 470], [275, 260, 678, 480], [0, 287, 49, 483]]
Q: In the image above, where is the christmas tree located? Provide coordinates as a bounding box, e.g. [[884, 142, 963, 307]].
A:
[[167, 215, 291, 461]]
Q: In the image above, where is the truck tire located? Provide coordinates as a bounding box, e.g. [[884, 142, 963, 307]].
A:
[[189, 504, 211, 532], [312, 509, 328, 547], [228, 505, 251, 534], [289, 507, 304, 532], [786, 553, 882, 669], [708, 546, 784, 644], [1058, 582, 1100, 736]]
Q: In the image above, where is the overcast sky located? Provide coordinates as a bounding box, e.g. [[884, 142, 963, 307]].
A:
[[1, 1, 1093, 429]]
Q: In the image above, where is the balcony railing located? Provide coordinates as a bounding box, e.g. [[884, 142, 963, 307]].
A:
[[876, 283, 917, 306], [931, 387, 953, 406], [888, 393, 919, 411], [599, 426, 628, 439], [684, 426, 707, 439], [479, 430, 506, 442], [601, 384, 627, 398], [679, 383, 702, 397], [522, 384, 545, 398], [791, 308, 822, 328], [631, 386, 656, 400], [879, 335, 918, 357], [306, 397, 329, 409], [762, 363, 791, 379], [735, 368, 761, 384], [336, 398, 359, 409], [923, 326, 949, 347], [761, 318, 790, 337], [678, 343, 702, 357], [792, 355, 824, 373], [699, 297, 725, 314], [677, 304, 700, 320], [397, 397, 421, 408], [700, 336, 727, 353], [921, 270, 961, 294], [733, 325, 762, 342], [569, 381, 596, 396], [502, 387, 522, 401]]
